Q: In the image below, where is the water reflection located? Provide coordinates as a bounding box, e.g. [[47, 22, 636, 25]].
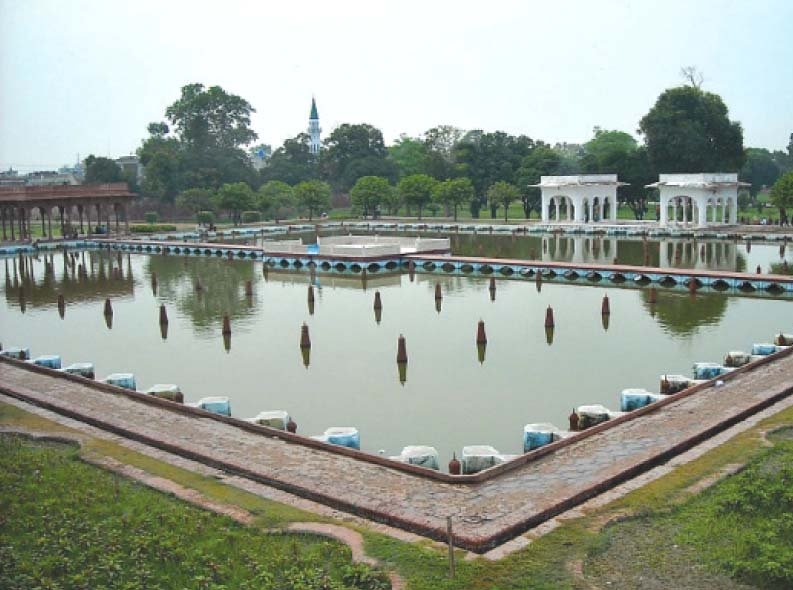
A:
[[640, 289, 729, 336], [145, 256, 256, 333], [3, 251, 133, 310]]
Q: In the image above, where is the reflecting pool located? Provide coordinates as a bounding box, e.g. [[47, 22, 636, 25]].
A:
[[3, 248, 793, 467]]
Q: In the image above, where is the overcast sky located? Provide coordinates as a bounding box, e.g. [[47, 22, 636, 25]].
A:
[[1, 0, 792, 172]]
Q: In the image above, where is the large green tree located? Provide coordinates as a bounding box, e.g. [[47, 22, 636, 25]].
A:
[[770, 171, 793, 223], [433, 177, 474, 221], [740, 148, 781, 197], [388, 135, 429, 179], [487, 181, 520, 222], [638, 85, 744, 173], [320, 123, 396, 192], [293, 180, 331, 220], [261, 134, 318, 186], [398, 174, 437, 219], [350, 176, 392, 218], [423, 125, 464, 180], [83, 155, 123, 184], [214, 182, 254, 225], [257, 181, 294, 220], [454, 131, 536, 217], [137, 84, 257, 201]]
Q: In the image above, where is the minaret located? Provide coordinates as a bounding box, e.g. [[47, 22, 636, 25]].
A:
[[308, 97, 321, 155]]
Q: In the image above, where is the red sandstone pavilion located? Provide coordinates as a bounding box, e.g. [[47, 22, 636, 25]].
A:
[[0, 183, 136, 241]]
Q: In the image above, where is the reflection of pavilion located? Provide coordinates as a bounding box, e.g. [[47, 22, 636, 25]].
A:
[[541, 235, 619, 264], [3, 252, 134, 307], [647, 173, 746, 227], [535, 175, 625, 223], [658, 239, 737, 270], [267, 268, 402, 289]]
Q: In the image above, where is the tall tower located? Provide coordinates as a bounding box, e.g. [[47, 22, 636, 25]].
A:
[[308, 97, 321, 155]]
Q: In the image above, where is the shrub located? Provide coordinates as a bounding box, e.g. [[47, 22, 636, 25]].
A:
[[196, 210, 215, 225], [241, 210, 261, 224], [144, 211, 159, 224], [130, 224, 177, 233]]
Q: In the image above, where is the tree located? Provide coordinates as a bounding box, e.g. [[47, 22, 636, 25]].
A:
[[165, 83, 256, 150], [639, 86, 744, 173], [176, 188, 214, 214], [350, 176, 392, 218], [380, 183, 403, 215], [83, 155, 123, 184], [293, 180, 331, 220], [214, 182, 254, 225], [433, 178, 474, 221], [583, 128, 638, 169], [680, 65, 704, 89], [515, 146, 562, 220], [320, 123, 395, 192], [257, 181, 293, 220], [740, 148, 781, 197], [137, 84, 258, 202], [388, 135, 429, 179], [423, 125, 464, 180], [487, 181, 520, 222], [454, 131, 536, 217], [262, 134, 318, 186], [398, 174, 437, 219], [770, 171, 793, 224]]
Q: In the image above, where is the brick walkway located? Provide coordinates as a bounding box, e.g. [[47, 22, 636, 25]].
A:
[[2, 354, 792, 553]]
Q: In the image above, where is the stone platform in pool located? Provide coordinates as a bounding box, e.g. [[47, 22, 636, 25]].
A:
[[3, 349, 793, 553]]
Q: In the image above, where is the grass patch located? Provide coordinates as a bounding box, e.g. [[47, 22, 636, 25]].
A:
[[0, 402, 325, 528], [0, 432, 389, 589]]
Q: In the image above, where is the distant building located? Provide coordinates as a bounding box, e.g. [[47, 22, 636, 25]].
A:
[[0, 167, 24, 187], [249, 145, 272, 171], [59, 156, 85, 181], [24, 170, 81, 186], [115, 155, 144, 184], [308, 97, 321, 155]]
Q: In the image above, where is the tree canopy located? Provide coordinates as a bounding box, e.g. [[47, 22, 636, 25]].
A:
[[83, 155, 123, 184], [770, 171, 793, 212], [257, 181, 294, 219], [487, 181, 521, 222], [398, 174, 437, 219], [320, 124, 395, 192], [350, 176, 392, 218], [740, 148, 781, 197], [137, 83, 257, 202], [213, 182, 254, 225], [293, 180, 331, 220], [261, 134, 318, 186], [433, 177, 474, 221], [639, 85, 744, 173]]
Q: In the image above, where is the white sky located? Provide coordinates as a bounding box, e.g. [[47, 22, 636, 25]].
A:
[[1, 0, 792, 171]]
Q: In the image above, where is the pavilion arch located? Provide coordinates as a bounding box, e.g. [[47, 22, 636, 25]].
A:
[[649, 173, 745, 227], [533, 175, 626, 223]]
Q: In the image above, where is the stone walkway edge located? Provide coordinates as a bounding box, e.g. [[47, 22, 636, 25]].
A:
[[2, 349, 793, 553]]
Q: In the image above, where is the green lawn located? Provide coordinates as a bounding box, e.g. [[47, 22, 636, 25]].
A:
[[0, 433, 389, 590]]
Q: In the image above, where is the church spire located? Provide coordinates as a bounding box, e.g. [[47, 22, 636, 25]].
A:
[[308, 97, 321, 155], [310, 97, 319, 121]]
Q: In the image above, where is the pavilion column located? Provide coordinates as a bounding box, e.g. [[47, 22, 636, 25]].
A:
[[59, 206, 65, 236], [729, 197, 737, 224], [40, 208, 46, 236], [541, 193, 548, 222], [1, 208, 6, 240], [697, 197, 708, 227], [9, 208, 15, 240], [47, 210, 52, 238], [124, 205, 129, 232], [18, 208, 25, 239], [114, 204, 120, 232], [78, 205, 84, 233], [555, 198, 560, 222], [721, 199, 727, 223]]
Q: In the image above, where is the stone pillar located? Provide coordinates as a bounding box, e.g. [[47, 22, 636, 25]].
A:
[[697, 196, 708, 227], [1, 207, 6, 240], [729, 196, 737, 224], [554, 198, 560, 222], [124, 204, 129, 233], [541, 193, 549, 222]]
